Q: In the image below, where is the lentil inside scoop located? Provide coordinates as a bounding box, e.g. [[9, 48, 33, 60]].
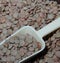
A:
[[0, 33, 41, 63]]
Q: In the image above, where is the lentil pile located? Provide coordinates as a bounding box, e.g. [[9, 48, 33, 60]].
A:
[[0, 0, 60, 63], [0, 33, 41, 63], [0, 0, 60, 42]]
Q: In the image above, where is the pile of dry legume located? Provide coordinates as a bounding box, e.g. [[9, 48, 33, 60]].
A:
[[0, 0, 60, 42], [0, 0, 60, 63], [0, 33, 41, 63]]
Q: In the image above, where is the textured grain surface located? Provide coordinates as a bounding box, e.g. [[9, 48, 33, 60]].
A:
[[0, 0, 60, 63], [0, 34, 41, 63]]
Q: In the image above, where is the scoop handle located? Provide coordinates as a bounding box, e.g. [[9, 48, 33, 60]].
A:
[[37, 18, 60, 37]]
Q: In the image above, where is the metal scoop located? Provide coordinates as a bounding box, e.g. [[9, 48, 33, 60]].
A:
[[0, 18, 60, 63]]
